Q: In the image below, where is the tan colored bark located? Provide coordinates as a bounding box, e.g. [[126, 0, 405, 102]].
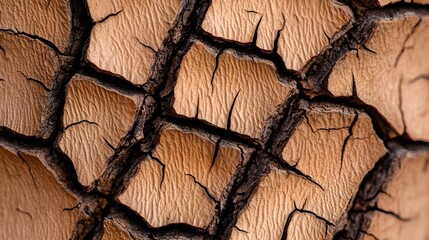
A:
[[0, 146, 79, 239], [174, 42, 291, 138], [0, 33, 60, 136], [202, 0, 350, 70], [0, 0, 428, 239], [86, 0, 181, 84], [328, 16, 429, 141], [0, 0, 71, 52], [232, 105, 386, 239], [120, 127, 242, 228], [59, 74, 137, 186], [364, 150, 429, 240]]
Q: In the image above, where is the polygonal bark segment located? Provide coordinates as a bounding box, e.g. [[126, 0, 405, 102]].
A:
[[364, 150, 429, 240], [0, 33, 60, 136], [232, 105, 386, 240], [86, 0, 181, 84], [119, 127, 243, 229], [59, 75, 138, 186], [202, 0, 351, 70], [328, 16, 429, 141], [0, 0, 71, 52], [173, 42, 292, 138], [0, 146, 79, 240]]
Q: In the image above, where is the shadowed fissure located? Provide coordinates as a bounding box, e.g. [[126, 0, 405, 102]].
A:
[[0, 0, 428, 240]]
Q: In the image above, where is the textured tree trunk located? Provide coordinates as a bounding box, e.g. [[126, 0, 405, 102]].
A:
[[0, 0, 429, 239]]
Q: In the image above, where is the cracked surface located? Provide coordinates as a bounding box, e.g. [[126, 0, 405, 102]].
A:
[[86, 0, 181, 84], [120, 127, 242, 228], [0, 0, 71, 52], [363, 150, 429, 240], [0, 146, 79, 239], [0, 32, 60, 136], [0, 0, 428, 239], [328, 16, 429, 141], [59, 75, 137, 185], [231, 105, 385, 240], [202, 0, 351, 70], [173, 42, 292, 138]]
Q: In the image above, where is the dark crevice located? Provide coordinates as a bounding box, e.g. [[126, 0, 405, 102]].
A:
[[64, 203, 81, 212], [94, 0, 213, 211], [94, 9, 124, 24], [359, 230, 380, 240], [18, 71, 53, 92], [303, 2, 429, 96], [272, 13, 286, 54], [365, 206, 410, 221], [233, 226, 249, 234], [108, 202, 209, 239], [360, 43, 377, 54], [226, 90, 240, 131], [40, 0, 93, 141], [0, 28, 64, 56], [398, 76, 407, 136], [70, 195, 109, 240], [251, 16, 263, 45], [161, 113, 260, 149], [185, 173, 219, 204], [209, 138, 222, 171], [78, 64, 142, 96], [102, 137, 116, 151], [150, 154, 166, 188], [134, 36, 157, 54], [209, 93, 306, 238], [323, 30, 332, 43], [333, 145, 406, 239], [210, 48, 224, 92], [142, 0, 212, 97], [340, 113, 359, 173], [282, 201, 334, 240], [1, 1, 428, 239], [302, 21, 376, 95], [64, 120, 99, 131], [272, 155, 324, 190], [409, 74, 429, 83], [307, 94, 399, 142], [0, 44, 5, 55], [195, 29, 302, 84], [0, 127, 49, 149]]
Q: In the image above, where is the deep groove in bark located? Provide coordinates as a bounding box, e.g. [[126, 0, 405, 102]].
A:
[[0, 1, 428, 239]]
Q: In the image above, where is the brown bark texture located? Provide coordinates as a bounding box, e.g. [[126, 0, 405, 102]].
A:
[[0, 0, 429, 239]]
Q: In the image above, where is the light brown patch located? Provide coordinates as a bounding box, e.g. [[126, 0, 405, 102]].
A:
[[232, 105, 386, 239], [0, 32, 60, 136], [0, 146, 79, 239], [202, 0, 351, 70], [86, 0, 181, 84], [119, 127, 242, 228], [329, 16, 429, 141], [59, 75, 137, 185], [174, 42, 292, 138]]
